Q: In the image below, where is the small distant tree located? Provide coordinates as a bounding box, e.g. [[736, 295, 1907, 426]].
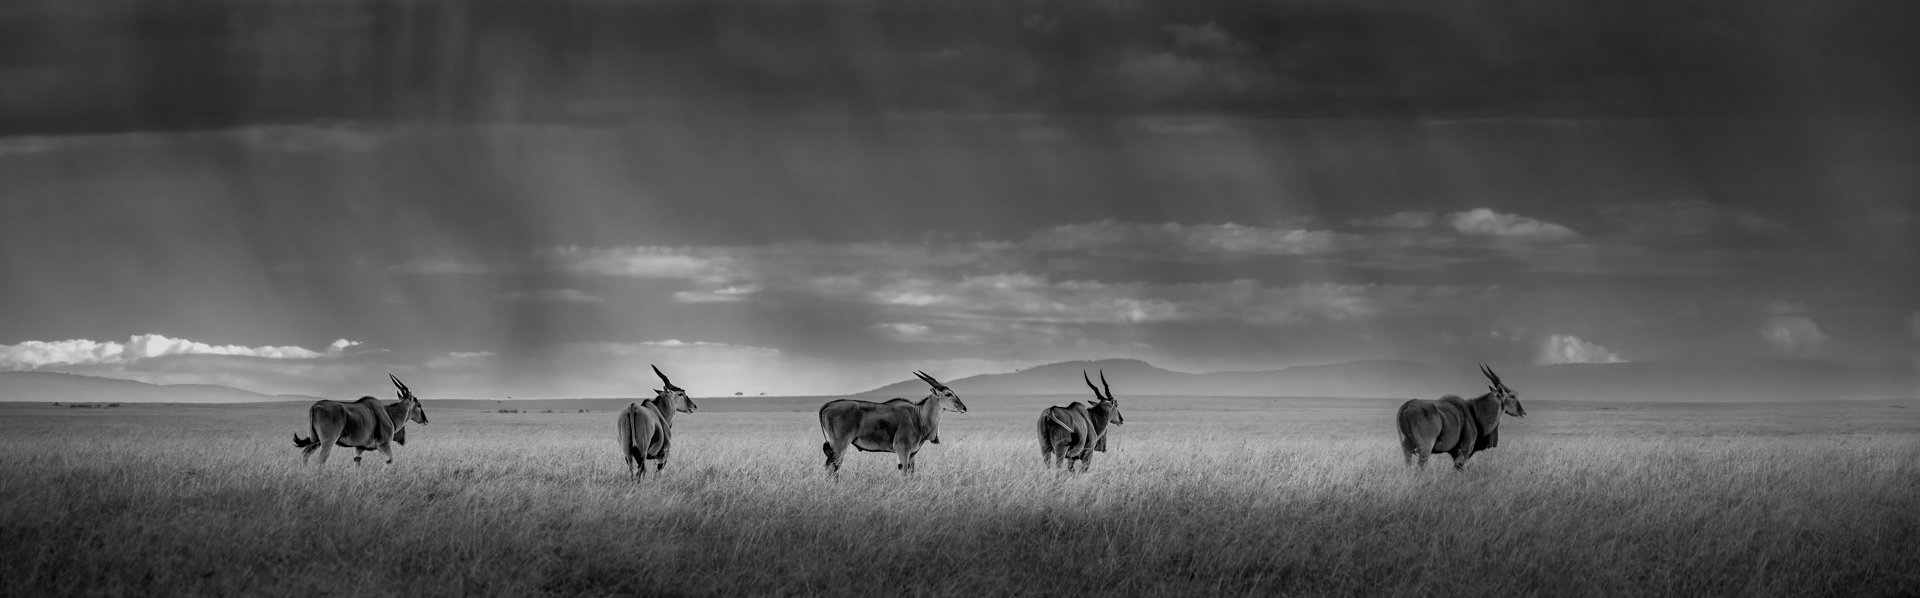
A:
[[735, 392, 743, 396]]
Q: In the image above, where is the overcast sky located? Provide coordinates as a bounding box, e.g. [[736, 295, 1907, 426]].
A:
[[1, 0, 1915, 398]]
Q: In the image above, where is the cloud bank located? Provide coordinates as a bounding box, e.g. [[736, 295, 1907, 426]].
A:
[[1760, 302, 1831, 356], [1537, 334, 1625, 365], [0, 335, 360, 370]]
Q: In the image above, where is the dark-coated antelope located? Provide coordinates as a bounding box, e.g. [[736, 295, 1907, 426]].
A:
[[617, 365, 697, 479], [818, 371, 967, 474], [1038, 370, 1124, 471], [293, 374, 429, 465], [1397, 364, 1526, 469]]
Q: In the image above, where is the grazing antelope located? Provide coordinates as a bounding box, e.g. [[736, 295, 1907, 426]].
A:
[[1038, 370, 1124, 472], [1397, 364, 1526, 469], [617, 365, 697, 479], [293, 374, 429, 465], [819, 371, 967, 474]]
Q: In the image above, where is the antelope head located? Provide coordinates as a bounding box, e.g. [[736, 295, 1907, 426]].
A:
[[390, 373, 428, 424], [653, 364, 696, 413], [915, 371, 967, 413], [1084, 369, 1122, 425], [1481, 363, 1525, 418]]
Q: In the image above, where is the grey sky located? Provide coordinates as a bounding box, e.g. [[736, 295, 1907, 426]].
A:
[[1, 1, 1915, 397]]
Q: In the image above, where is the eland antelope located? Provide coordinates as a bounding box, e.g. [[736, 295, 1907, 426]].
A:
[[617, 365, 697, 479], [293, 374, 429, 465], [1397, 364, 1526, 469], [818, 371, 967, 474], [1038, 370, 1124, 471]]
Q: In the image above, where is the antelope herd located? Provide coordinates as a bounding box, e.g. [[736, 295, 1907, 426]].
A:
[[294, 365, 1526, 476]]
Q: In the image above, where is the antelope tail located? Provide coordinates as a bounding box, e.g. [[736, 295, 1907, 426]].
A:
[[1047, 411, 1074, 431], [294, 403, 322, 448]]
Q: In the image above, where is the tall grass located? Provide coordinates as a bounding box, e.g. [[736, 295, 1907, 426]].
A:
[[1, 399, 1915, 596]]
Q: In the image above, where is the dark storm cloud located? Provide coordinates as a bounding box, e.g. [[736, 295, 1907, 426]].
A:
[[4, 0, 1917, 136], [377, 202, 1894, 368], [3, 1, 1916, 396]]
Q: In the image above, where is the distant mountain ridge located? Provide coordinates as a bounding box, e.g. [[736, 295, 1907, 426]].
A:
[[7, 357, 1914, 404], [0, 371, 321, 403], [862, 358, 1918, 402]]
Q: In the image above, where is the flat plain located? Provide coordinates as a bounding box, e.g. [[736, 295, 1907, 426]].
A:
[[1, 394, 1916, 596]]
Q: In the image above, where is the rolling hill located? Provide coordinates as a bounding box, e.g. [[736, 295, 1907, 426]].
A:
[[862, 358, 1919, 402], [0, 371, 320, 404]]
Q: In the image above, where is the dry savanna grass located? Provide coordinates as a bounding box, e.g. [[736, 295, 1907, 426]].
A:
[[1, 395, 1916, 596]]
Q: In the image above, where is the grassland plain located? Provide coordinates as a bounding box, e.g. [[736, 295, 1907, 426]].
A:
[[1, 395, 1916, 596]]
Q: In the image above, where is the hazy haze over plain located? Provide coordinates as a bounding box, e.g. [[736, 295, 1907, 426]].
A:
[[2, 1, 1915, 398]]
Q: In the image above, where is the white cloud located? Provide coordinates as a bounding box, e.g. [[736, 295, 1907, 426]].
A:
[[1761, 300, 1807, 317], [634, 339, 777, 351], [1536, 334, 1626, 365], [1754, 301, 1831, 356], [0, 334, 361, 370], [1032, 221, 1358, 259], [424, 351, 498, 369], [830, 274, 1483, 328], [390, 259, 493, 275], [876, 323, 933, 338], [497, 289, 604, 303], [872, 322, 992, 345], [673, 285, 760, 303], [1762, 316, 1830, 356], [540, 246, 740, 282], [404, 212, 1593, 292], [1448, 208, 1580, 241]]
